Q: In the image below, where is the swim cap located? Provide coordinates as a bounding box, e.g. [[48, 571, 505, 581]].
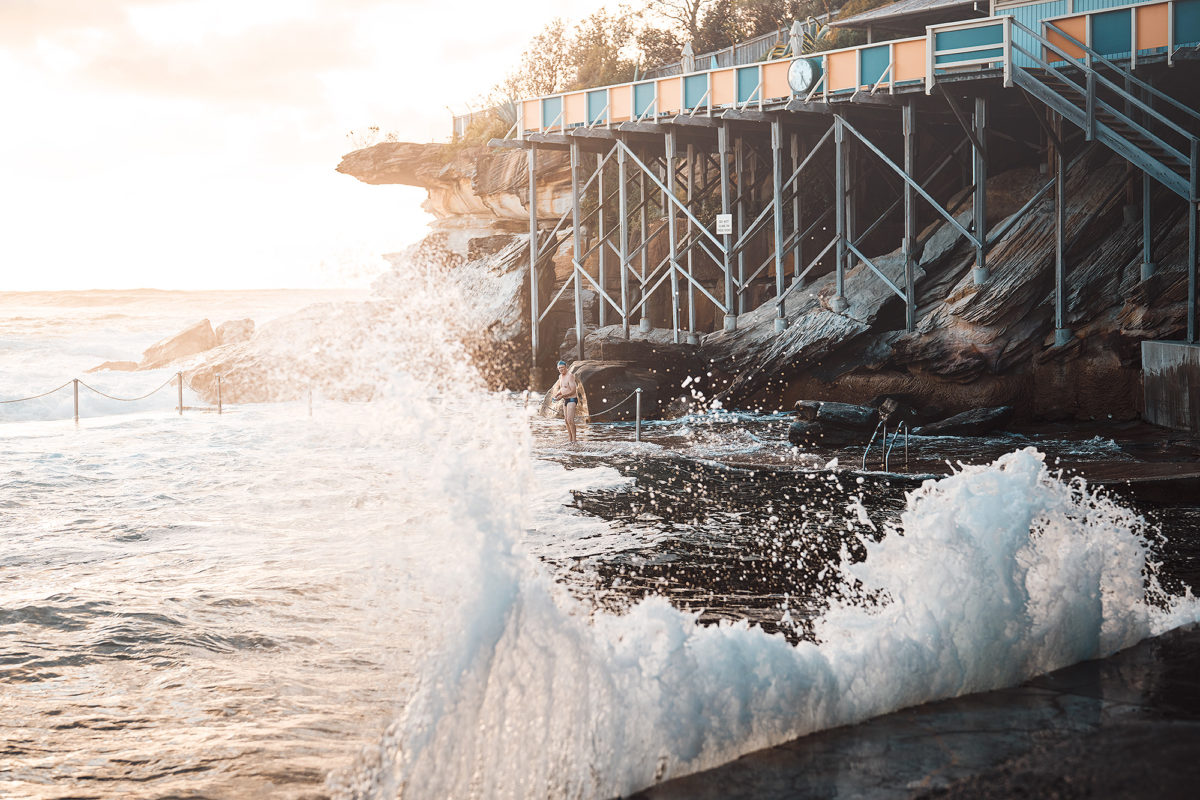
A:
[[557, 360, 567, 367]]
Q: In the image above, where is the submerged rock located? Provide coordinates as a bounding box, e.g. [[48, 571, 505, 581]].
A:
[[789, 401, 879, 448], [916, 405, 1014, 437]]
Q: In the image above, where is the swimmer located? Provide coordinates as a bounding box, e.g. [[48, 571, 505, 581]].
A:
[[551, 360, 579, 443]]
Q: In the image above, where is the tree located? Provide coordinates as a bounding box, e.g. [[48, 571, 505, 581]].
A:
[[501, 17, 571, 99], [646, 0, 713, 41], [565, 9, 637, 90]]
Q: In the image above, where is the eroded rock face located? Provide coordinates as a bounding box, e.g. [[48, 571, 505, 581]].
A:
[[216, 319, 254, 346], [915, 405, 1014, 437], [140, 319, 218, 370]]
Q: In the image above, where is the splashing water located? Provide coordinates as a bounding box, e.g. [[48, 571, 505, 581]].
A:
[[332, 393, 1200, 800]]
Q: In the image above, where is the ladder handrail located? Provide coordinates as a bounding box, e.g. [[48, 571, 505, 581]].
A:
[[1039, 19, 1200, 130], [1011, 17, 1199, 147]]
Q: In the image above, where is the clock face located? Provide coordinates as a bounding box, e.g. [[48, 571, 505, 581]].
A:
[[788, 58, 820, 94]]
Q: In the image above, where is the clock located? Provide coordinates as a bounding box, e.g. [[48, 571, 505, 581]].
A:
[[787, 57, 823, 94]]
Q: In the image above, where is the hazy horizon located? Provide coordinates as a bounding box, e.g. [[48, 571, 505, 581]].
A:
[[0, 0, 609, 292]]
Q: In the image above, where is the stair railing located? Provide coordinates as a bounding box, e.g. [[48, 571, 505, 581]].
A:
[[1009, 17, 1198, 200]]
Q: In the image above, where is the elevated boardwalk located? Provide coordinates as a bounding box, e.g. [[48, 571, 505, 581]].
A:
[[493, 0, 1200, 429]]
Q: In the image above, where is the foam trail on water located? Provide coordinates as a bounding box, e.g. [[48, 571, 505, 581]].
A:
[[331, 433, 1199, 799]]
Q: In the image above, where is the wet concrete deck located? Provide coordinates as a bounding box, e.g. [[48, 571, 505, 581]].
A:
[[629, 623, 1200, 800]]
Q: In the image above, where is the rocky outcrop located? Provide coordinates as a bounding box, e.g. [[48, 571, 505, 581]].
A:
[[216, 319, 254, 346], [140, 319, 219, 369], [85, 360, 138, 373], [915, 406, 1014, 437]]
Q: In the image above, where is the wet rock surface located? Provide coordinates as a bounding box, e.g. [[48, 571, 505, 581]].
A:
[[629, 623, 1200, 800], [138, 319, 218, 369], [915, 405, 1015, 437]]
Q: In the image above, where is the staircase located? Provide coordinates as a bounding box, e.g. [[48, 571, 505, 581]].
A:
[[1008, 18, 1200, 202]]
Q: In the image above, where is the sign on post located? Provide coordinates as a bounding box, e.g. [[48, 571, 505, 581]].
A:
[[716, 213, 733, 235]]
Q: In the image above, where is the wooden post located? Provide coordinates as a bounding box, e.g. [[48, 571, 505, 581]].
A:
[[972, 96, 989, 284], [772, 117, 787, 332], [719, 123, 736, 332], [903, 100, 918, 331], [832, 116, 848, 313], [570, 140, 585, 361]]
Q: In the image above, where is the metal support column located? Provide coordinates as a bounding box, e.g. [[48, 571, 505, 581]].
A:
[[972, 96, 989, 285], [791, 132, 802, 281], [597, 153, 607, 328], [527, 144, 541, 386], [1141, 172, 1155, 280], [665, 130, 681, 343], [639, 169, 651, 332], [832, 116, 849, 313], [735, 136, 746, 314], [1054, 121, 1072, 347], [618, 144, 631, 339], [903, 101, 917, 331], [570, 140, 586, 360], [1190, 200, 1198, 343], [686, 142, 698, 344], [772, 117, 787, 332], [719, 123, 736, 332]]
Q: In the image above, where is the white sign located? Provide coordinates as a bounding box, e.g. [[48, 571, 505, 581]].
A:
[[716, 213, 733, 235]]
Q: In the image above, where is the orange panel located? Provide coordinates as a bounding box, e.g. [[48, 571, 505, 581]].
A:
[[893, 39, 926, 83], [711, 69, 736, 106], [827, 50, 857, 92], [763, 60, 791, 99], [1137, 4, 1170, 50], [1046, 15, 1087, 61], [611, 86, 632, 122], [522, 100, 540, 131], [657, 77, 681, 114], [565, 92, 586, 125]]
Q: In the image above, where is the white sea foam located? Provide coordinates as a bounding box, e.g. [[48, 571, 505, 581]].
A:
[[332, 394, 1200, 800]]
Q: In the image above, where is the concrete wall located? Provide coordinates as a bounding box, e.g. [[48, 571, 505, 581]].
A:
[[1142, 340, 1200, 432]]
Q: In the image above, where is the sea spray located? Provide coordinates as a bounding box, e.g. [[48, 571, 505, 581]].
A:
[[332, 445, 1200, 800]]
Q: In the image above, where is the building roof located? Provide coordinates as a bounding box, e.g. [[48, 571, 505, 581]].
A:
[[829, 0, 983, 30]]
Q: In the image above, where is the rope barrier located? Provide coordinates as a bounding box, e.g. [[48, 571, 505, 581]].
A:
[[77, 375, 176, 403], [581, 389, 640, 420], [0, 380, 74, 404]]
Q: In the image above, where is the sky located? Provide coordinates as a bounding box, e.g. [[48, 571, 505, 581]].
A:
[[0, 0, 609, 290]]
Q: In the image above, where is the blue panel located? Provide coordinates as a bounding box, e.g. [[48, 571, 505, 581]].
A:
[[1075, 0, 1146, 11], [935, 47, 1005, 64], [586, 90, 607, 124], [736, 66, 759, 103], [935, 23, 1003, 52], [683, 74, 709, 109], [859, 45, 890, 86], [633, 82, 656, 118], [1177, 0, 1200, 45], [1092, 8, 1131, 56], [541, 96, 562, 129]]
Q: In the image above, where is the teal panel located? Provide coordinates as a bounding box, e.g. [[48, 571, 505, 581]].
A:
[[541, 96, 562, 129], [736, 66, 759, 103], [859, 45, 890, 87], [1091, 8, 1131, 56], [683, 73, 709, 109], [935, 23, 1003, 52], [1177, 0, 1200, 45], [935, 47, 1004, 64], [633, 82, 655, 118], [586, 90, 607, 124]]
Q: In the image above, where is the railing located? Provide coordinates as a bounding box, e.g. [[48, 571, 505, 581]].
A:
[[516, 0, 1197, 136], [1, 373, 195, 422]]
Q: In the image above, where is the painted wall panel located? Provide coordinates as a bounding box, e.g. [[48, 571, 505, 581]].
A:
[[1046, 15, 1088, 59], [611, 86, 632, 122], [859, 44, 890, 86], [935, 23, 1004, 51], [1137, 4, 1170, 49], [1075, 0, 1145, 11], [1177, 0, 1200, 44], [683, 73, 709, 109], [736, 66, 759, 103], [565, 92, 586, 126], [657, 77, 681, 113], [762, 60, 791, 99], [633, 82, 656, 118], [711, 69, 735, 106], [827, 50, 857, 92], [586, 90, 608, 124], [1092, 8, 1132, 55], [541, 96, 563, 129], [523, 100, 539, 131], [894, 39, 926, 82]]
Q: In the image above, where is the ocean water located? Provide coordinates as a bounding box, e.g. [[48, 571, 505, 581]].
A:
[[2, 287, 1198, 800]]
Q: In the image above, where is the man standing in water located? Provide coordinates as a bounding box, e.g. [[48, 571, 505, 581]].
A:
[[552, 360, 580, 443]]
